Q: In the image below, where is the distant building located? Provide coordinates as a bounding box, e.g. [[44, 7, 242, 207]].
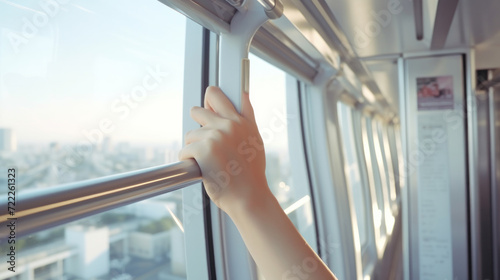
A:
[[128, 231, 169, 260], [0, 128, 16, 152], [65, 226, 110, 279]]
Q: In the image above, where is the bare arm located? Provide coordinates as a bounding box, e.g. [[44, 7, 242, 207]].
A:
[[179, 86, 337, 280]]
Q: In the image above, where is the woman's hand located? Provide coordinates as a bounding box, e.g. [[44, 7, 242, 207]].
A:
[[179, 86, 337, 280], [179, 86, 267, 213]]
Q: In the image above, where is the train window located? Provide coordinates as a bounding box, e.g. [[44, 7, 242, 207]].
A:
[[379, 123, 397, 206], [361, 116, 388, 245], [0, 1, 192, 279], [249, 53, 317, 248], [371, 119, 395, 234], [337, 102, 369, 249]]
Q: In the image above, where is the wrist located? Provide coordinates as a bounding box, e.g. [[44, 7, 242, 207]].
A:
[[223, 178, 276, 221]]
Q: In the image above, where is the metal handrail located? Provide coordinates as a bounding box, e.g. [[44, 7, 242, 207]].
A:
[[0, 159, 201, 239]]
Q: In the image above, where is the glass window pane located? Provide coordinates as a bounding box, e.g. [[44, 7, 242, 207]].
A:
[[248, 53, 317, 247], [337, 102, 368, 248], [379, 122, 397, 203], [374, 121, 392, 203], [371, 119, 394, 234], [361, 116, 387, 238], [0, 1, 190, 279], [371, 120, 388, 204]]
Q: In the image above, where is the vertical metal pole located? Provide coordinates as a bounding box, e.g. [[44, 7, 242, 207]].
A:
[[466, 51, 478, 280], [488, 71, 499, 280], [215, 1, 281, 279], [397, 56, 410, 280]]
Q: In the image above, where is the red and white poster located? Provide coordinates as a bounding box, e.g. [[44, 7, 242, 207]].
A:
[[416, 76, 454, 110]]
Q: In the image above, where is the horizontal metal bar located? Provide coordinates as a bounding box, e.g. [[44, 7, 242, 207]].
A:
[[0, 160, 201, 240], [157, 0, 232, 34], [251, 22, 318, 83]]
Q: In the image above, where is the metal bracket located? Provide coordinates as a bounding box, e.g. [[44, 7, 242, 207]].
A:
[[219, 0, 282, 113], [257, 0, 284, 19]]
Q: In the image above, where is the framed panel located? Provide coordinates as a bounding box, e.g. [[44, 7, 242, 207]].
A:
[[404, 54, 468, 280]]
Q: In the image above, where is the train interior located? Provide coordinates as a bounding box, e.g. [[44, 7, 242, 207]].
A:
[[0, 0, 499, 279]]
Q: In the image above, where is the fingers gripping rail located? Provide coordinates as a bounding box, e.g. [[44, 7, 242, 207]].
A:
[[0, 159, 201, 239]]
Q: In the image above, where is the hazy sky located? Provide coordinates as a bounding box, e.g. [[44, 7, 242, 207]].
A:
[[0, 0, 289, 152], [0, 0, 185, 146], [249, 53, 289, 154]]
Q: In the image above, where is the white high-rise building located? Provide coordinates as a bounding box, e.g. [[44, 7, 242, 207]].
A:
[[0, 128, 16, 152]]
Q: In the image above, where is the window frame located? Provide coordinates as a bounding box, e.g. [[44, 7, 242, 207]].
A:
[[379, 122, 399, 211], [371, 119, 396, 233], [1, 4, 203, 279], [302, 79, 377, 279], [182, 20, 213, 280], [360, 113, 389, 256], [286, 75, 320, 254], [387, 124, 403, 201], [337, 101, 378, 276], [353, 110, 382, 273]]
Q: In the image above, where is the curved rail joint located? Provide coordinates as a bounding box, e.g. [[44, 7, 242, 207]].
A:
[[219, 0, 282, 113]]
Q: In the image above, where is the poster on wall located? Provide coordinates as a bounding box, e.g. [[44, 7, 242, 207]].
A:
[[416, 76, 454, 110], [416, 115, 453, 279]]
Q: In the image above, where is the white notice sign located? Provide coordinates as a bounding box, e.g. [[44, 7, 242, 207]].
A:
[[417, 113, 453, 280]]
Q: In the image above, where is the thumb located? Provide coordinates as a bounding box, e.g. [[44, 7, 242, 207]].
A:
[[241, 91, 256, 122]]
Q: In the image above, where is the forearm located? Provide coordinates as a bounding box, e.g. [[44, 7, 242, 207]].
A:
[[180, 87, 337, 279], [226, 183, 337, 280]]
